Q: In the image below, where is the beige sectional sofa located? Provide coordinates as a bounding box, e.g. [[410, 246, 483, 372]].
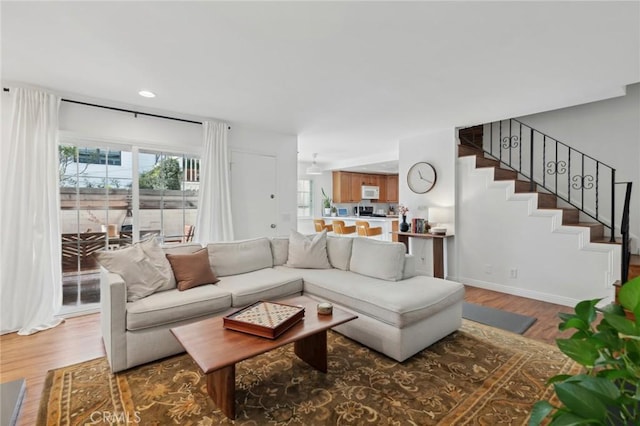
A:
[[100, 233, 464, 372]]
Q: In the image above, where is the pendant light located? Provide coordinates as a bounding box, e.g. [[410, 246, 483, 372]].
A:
[[306, 153, 322, 175]]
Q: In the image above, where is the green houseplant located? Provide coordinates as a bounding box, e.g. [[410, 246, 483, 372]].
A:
[[529, 275, 640, 425], [321, 188, 332, 215]]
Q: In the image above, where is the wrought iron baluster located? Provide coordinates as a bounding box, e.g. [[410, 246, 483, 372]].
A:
[[519, 121, 522, 175], [542, 135, 546, 188], [595, 162, 599, 220], [499, 121, 503, 163], [529, 128, 534, 191], [567, 147, 571, 204], [610, 169, 615, 242]]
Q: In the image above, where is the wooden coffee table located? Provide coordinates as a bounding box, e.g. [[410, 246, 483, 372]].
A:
[[170, 295, 357, 419]]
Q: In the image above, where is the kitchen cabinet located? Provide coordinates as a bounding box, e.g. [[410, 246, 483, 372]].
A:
[[386, 175, 399, 202], [332, 171, 399, 203], [333, 171, 356, 203]]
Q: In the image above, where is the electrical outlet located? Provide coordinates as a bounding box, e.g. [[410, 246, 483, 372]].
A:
[[485, 264, 492, 274], [510, 268, 518, 278]]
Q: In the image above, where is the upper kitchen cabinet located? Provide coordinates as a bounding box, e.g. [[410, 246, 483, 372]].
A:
[[386, 175, 398, 202], [333, 171, 357, 203], [332, 171, 399, 203]]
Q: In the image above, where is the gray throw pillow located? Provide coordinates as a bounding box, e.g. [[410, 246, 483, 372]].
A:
[[95, 243, 171, 302], [285, 229, 331, 269]]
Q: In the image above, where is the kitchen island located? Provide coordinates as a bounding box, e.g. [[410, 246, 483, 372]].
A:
[[322, 216, 398, 241]]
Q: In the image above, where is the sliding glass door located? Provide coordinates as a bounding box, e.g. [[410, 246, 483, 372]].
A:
[[59, 145, 132, 312], [59, 143, 199, 314]]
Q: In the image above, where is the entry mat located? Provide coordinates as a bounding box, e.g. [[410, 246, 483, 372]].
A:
[[462, 302, 537, 334]]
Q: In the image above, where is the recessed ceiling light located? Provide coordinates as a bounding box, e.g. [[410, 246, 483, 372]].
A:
[[138, 90, 156, 98]]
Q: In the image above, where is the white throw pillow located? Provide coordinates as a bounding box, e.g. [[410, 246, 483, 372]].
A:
[[270, 237, 290, 266], [349, 237, 406, 281], [138, 238, 176, 291], [207, 237, 273, 277], [326, 236, 353, 271], [285, 229, 331, 269], [95, 244, 171, 302]]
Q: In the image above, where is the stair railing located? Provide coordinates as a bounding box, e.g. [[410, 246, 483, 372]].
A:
[[618, 182, 633, 283], [462, 119, 632, 243]]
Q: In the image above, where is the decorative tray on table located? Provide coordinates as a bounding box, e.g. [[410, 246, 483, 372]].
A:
[[223, 301, 305, 339]]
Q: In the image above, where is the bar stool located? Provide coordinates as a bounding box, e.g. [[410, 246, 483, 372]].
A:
[[332, 220, 356, 235], [355, 220, 383, 237], [313, 219, 333, 233]]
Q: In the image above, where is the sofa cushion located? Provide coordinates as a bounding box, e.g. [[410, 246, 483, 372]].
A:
[[161, 242, 203, 290], [207, 237, 273, 277], [166, 248, 220, 291], [216, 268, 304, 307], [326, 236, 353, 271], [349, 237, 405, 281], [138, 238, 176, 292], [96, 244, 170, 302], [296, 267, 464, 328], [270, 237, 289, 266], [126, 285, 232, 331], [285, 230, 331, 269]]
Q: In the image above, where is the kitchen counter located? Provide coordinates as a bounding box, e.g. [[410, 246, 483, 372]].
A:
[[322, 216, 398, 241], [322, 216, 398, 221]]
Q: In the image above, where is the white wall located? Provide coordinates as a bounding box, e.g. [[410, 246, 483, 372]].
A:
[[456, 156, 618, 306], [398, 128, 457, 276], [518, 83, 640, 253]]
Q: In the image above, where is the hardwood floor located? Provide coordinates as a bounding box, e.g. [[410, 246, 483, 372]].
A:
[[0, 287, 576, 426]]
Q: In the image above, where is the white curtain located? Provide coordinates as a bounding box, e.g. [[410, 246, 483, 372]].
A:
[[0, 87, 64, 335], [195, 121, 234, 242]]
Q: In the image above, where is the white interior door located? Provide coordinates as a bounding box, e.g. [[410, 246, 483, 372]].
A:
[[230, 151, 278, 239]]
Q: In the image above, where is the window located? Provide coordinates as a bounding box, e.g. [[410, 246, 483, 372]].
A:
[[297, 179, 312, 217]]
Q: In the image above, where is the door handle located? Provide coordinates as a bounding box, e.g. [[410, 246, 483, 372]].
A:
[[270, 224, 277, 229]]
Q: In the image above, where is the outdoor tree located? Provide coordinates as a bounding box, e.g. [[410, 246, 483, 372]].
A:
[[139, 157, 182, 190]]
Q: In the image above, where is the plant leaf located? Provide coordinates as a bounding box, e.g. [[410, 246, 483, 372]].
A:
[[564, 375, 620, 403], [528, 400, 555, 425], [619, 276, 640, 314], [554, 382, 607, 421], [559, 317, 589, 332], [575, 299, 599, 324], [602, 312, 638, 336], [556, 338, 599, 366], [549, 412, 600, 426]]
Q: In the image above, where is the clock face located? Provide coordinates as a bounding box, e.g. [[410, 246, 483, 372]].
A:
[[407, 162, 437, 194]]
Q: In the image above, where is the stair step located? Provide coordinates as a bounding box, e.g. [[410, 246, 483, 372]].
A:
[[513, 180, 537, 193], [493, 168, 518, 180], [571, 222, 604, 241], [591, 236, 623, 244], [458, 144, 483, 157], [560, 208, 580, 225], [474, 156, 501, 168], [537, 192, 557, 208]]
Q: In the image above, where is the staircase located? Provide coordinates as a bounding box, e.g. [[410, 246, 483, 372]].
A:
[[458, 123, 636, 289]]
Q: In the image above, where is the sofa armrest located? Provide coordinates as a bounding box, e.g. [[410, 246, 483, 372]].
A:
[[402, 254, 416, 279], [100, 266, 128, 372]]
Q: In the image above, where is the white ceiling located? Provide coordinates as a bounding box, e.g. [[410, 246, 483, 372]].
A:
[[2, 1, 638, 172]]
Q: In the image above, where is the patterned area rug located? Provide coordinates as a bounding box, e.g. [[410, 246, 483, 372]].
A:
[[37, 320, 579, 425]]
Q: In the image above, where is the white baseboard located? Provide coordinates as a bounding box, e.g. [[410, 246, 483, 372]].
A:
[[455, 276, 615, 308]]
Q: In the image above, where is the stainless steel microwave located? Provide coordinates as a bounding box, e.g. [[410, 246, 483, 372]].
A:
[[361, 185, 380, 199]]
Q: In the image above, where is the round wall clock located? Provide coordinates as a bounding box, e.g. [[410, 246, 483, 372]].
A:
[[407, 162, 437, 194]]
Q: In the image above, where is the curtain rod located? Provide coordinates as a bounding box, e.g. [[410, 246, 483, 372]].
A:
[[3, 87, 231, 129]]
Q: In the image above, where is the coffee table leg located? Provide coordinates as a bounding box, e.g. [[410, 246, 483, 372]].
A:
[[294, 330, 327, 373], [206, 364, 236, 420]]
